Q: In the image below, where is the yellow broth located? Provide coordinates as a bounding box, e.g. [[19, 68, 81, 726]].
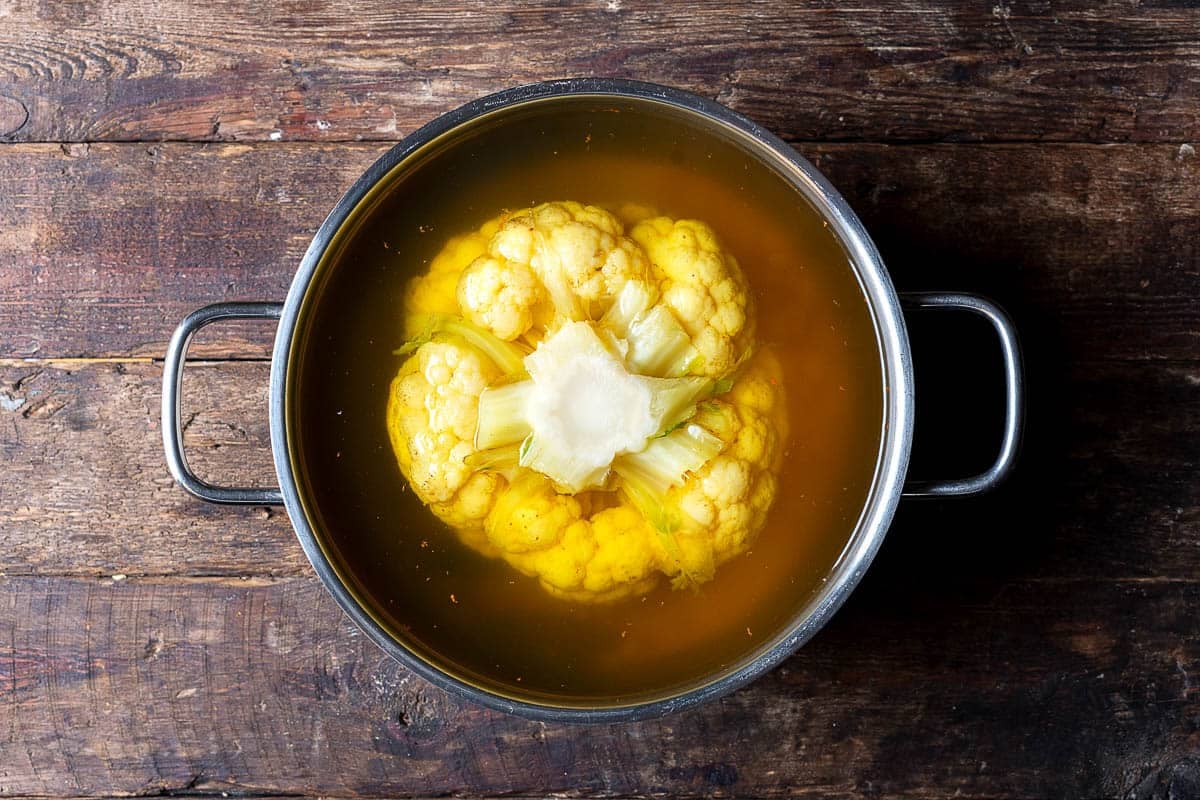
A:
[[291, 97, 883, 704]]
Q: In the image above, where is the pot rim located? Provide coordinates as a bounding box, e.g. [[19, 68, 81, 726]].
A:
[[269, 78, 913, 722]]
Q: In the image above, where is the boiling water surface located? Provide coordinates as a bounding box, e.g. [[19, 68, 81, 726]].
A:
[[292, 97, 883, 704]]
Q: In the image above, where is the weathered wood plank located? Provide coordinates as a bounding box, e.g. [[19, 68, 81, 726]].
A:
[[0, 357, 1196, 585], [1, 572, 1198, 798], [0, 1, 1196, 144], [0, 142, 1196, 361], [0, 142, 376, 360], [0, 359, 296, 577]]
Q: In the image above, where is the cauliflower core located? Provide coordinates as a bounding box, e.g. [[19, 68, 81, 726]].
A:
[[523, 322, 659, 491], [388, 201, 787, 603]]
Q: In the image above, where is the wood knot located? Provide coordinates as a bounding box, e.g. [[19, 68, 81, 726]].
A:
[[143, 631, 164, 660], [0, 95, 29, 138]]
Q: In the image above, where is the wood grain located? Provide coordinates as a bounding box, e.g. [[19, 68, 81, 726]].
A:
[[0, 142, 1196, 361], [0, 142, 376, 360], [1, 572, 1198, 798], [0, 1, 1196, 145], [0, 360, 293, 577]]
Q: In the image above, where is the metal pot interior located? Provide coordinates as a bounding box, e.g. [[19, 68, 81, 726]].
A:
[[269, 80, 912, 721]]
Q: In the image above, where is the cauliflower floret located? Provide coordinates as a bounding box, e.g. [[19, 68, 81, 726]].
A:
[[389, 201, 788, 604], [631, 217, 752, 376], [457, 256, 543, 341], [672, 348, 788, 565], [386, 340, 505, 533], [486, 472, 582, 554], [418, 202, 650, 343], [580, 506, 661, 597], [489, 475, 660, 602], [488, 201, 650, 322]]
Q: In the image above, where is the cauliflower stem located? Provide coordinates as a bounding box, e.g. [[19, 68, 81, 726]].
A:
[[387, 201, 787, 603], [396, 313, 528, 377], [472, 321, 717, 491]]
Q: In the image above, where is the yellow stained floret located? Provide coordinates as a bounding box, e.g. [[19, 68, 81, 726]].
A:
[[631, 217, 753, 377], [490, 474, 661, 602], [457, 256, 543, 341], [386, 340, 505, 540], [674, 352, 788, 565]]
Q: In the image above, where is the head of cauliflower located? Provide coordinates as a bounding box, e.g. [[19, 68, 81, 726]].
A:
[[388, 201, 786, 603]]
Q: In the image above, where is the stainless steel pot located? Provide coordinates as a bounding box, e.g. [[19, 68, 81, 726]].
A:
[[161, 79, 1023, 722]]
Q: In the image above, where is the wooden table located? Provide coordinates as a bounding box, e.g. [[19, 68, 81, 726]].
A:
[[2, 2, 1198, 797]]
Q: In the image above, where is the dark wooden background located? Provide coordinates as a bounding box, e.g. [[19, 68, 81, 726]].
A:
[[1, 2, 1198, 797]]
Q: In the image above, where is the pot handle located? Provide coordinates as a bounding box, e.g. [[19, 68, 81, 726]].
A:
[[900, 292, 1024, 498], [162, 302, 286, 505]]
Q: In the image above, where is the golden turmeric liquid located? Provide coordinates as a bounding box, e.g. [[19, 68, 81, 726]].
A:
[[292, 97, 883, 704]]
